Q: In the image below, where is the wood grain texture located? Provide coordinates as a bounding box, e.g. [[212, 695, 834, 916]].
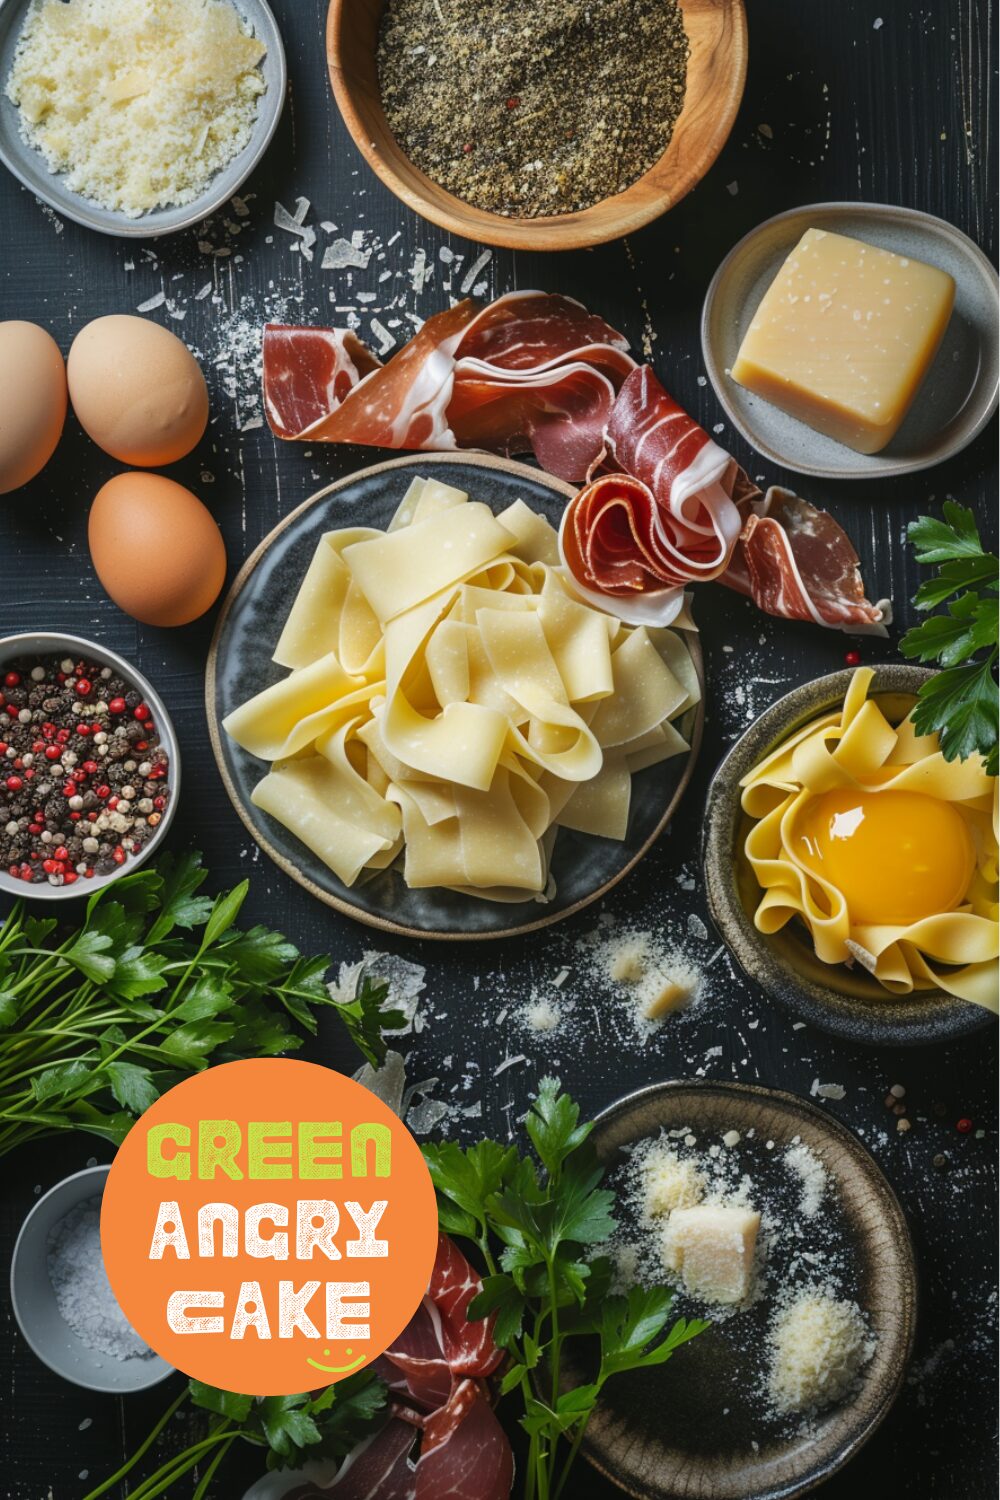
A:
[[327, 0, 747, 248], [0, 0, 996, 1497]]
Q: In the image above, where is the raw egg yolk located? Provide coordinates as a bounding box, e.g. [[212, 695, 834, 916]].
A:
[[794, 788, 975, 926]]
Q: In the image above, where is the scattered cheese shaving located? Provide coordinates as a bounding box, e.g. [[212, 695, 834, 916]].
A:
[[609, 938, 647, 984], [643, 977, 690, 1019]]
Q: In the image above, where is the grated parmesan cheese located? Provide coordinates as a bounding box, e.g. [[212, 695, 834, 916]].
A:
[[767, 1289, 873, 1414], [6, 0, 267, 217], [641, 1147, 705, 1220], [608, 936, 648, 984]]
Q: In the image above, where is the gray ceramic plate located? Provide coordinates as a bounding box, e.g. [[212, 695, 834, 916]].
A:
[[0, 0, 286, 238], [206, 452, 704, 941], [702, 665, 994, 1046], [565, 1080, 917, 1500], [702, 202, 999, 479], [10, 1165, 174, 1393]]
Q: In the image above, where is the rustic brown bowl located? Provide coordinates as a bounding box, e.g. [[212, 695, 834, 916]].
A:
[[703, 665, 996, 1047], [563, 1079, 918, 1500], [326, 0, 748, 251]]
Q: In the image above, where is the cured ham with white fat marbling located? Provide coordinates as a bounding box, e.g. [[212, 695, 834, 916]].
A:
[[242, 1234, 512, 1500], [262, 292, 886, 633]]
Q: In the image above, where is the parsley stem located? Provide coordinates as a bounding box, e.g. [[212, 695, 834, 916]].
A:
[[552, 1418, 589, 1500], [79, 1387, 188, 1499], [191, 1433, 237, 1499], [122, 1427, 235, 1500], [547, 1255, 561, 1407]]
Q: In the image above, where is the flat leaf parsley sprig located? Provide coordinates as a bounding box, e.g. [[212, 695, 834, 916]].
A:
[[900, 501, 999, 775], [80, 1372, 387, 1500], [0, 851, 351, 1158], [423, 1078, 708, 1500]]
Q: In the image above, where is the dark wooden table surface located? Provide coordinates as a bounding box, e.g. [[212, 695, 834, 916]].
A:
[[1, 1, 996, 1496]]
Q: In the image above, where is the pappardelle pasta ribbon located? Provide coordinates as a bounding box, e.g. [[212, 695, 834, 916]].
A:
[[223, 476, 700, 902], [740, 668, 999, 1010]]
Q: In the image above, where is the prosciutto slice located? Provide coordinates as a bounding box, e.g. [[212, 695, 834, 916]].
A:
[[563, 366, 887, 632], [264, 291, 634, 480], [725, 487, 892, 632], [243, 1235, 513, 1500], [261, 291, 885, 632]]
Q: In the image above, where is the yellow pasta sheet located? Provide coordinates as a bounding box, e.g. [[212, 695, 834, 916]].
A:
[[740, 667, 998, 1009], [224, 480, 701, 897]]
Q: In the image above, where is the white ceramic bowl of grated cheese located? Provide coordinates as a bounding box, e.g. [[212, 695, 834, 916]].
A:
[[0, 0, 286, 238]]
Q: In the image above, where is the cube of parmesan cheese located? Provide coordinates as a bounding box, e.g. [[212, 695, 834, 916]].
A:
[[662, 1202, 761, 1305], [732, 227, 955, 454]]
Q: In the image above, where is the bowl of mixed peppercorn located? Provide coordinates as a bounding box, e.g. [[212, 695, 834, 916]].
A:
[[0, 634, 177, 899]]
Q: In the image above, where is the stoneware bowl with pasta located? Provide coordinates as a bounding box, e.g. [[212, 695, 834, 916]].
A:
[[703, 664, 997, 1046], [207, 452, 705, 940]]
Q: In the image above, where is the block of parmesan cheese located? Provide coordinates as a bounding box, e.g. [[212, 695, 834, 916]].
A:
[[732, 227, 955, 454], [662, 1202, 760, 1305]]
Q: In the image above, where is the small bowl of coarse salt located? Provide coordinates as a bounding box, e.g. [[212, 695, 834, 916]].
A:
[[10, 1164, 174, 1393], [0, 632, 180, 902]]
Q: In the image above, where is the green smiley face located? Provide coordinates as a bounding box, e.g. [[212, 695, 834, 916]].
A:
[[305, 1346, 367, 1375]]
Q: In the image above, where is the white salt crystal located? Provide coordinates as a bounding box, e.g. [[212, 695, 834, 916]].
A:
[[48, 1198, 153, 1362]]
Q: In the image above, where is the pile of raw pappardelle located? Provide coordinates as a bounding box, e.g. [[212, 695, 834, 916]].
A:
[[223, 475, 699, 899]]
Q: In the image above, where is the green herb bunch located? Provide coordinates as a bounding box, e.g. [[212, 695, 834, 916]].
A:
[[424, 1078, 708, 1500], [0, 851, 367, 1158], [900, 501, 999, 774], [80, 1373, 387, 1500]]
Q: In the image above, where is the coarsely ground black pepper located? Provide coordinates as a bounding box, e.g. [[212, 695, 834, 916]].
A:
[[377, 0, 689, 218], [0, 655, 170, 886]]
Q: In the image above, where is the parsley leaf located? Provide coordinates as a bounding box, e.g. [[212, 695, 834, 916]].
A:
[[908, 500, 990, 563], [329, 970, 407, 1068], [910, 658, 999, 771], [901, 502, 999, 774], [422, 1080, 707, 1500], [900, 590, 998, 667], [106, 1374, 389, 1496], [107, 1061, 159, 1113], [0, 852, 373, 1158]]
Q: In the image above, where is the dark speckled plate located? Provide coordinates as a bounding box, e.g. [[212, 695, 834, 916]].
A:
[[702, 666, 995, 1046], [206, 453, 703, 940], [565, 1080, 917, 1500]]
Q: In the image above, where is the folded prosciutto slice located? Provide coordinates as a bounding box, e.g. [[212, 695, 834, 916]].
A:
[[562, 366, 888, 632], [243, 1235, 512, 1500], [262, 291, 885, 633], [264, 291, 632, 481]]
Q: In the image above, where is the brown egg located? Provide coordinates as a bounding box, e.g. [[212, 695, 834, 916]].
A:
[[89, 472, 226, 627], [68, 315, 209, 466], [0, 321, 67, 494]]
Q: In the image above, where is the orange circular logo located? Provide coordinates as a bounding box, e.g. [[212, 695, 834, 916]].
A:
[[101, 1058, 438, 1395]]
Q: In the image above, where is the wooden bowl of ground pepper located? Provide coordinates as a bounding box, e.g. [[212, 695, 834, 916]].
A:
[[327, 0, 747, 250]]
